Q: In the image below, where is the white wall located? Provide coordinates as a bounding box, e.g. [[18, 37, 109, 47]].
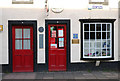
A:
[[0, 0, 119, 64]]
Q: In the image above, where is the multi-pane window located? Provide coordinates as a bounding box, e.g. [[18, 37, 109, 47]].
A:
[[83, 23, 112, 58], [15, 28, 31, 49]]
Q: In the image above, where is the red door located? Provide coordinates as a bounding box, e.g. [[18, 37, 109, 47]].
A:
[[12, 26, 33, 72], [48, 24, 66, 71]]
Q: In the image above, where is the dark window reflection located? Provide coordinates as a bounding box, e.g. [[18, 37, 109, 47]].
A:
[[102, 32, 106, 39], [96, 32, 101, 39], [84, 24, 89, 31], [96, 24, 101, 31], [84, 32, 89, 39], [90, 24, 95, 31], [90, 32, 95, 39], [102, 24, 106, 31]]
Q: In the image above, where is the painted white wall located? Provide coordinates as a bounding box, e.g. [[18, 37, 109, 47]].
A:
[[0, 0, 119, 64], [0, 8, 2, 64]]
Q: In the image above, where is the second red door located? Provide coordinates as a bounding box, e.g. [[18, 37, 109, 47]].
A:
[[48, 24, 67, 71]]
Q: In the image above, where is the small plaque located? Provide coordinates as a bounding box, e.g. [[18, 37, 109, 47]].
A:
[[72, 39, 79, 44], [73, 34, 78, 39], [39, 27, 44, 32], [0, 25, 3, 31]]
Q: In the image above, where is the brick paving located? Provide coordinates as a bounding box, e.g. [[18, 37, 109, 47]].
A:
[[2, 71, 118, 79]]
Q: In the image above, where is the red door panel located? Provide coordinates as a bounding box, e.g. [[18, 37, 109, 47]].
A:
[[48, 24, 66, 71], [12, 26, 33, 72]]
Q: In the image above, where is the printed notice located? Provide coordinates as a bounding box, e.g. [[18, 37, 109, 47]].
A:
[[58, 29, 63, 37]]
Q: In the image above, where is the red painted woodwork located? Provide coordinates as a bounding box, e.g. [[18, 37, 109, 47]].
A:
[[48, 24, 67, 71], [12, 26, 33, 72]]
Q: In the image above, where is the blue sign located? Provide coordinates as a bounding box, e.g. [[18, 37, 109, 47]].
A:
[[73, 34, 78, 39]]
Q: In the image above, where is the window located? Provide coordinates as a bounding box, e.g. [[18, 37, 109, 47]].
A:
[[12, 0, 33, 4], [15, 28, 31, 49], [79, 19, 115, 60], [89, 0, 108, 5]]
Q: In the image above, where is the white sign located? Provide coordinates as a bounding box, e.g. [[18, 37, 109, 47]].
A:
[[58, 29, 63, 37]]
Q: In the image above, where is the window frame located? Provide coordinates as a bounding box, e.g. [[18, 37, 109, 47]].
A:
[[89, 0, 108, 5], [12, 0, 33, 4], [79, 19, 116, 60]]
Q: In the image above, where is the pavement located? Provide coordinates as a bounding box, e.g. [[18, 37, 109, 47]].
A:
[[1, 71, 119, 80]]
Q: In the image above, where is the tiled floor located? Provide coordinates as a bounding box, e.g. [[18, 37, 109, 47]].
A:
[[2, 71, 119, 79]]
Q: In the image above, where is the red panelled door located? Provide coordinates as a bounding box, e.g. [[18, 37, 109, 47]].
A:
[[12, 26, 33, 72], [48, 24, 66, 71]]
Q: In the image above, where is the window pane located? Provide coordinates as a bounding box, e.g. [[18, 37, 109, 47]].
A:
[[96, 24, 101, 31], [102, 32, 106, 39], [84, 32, 89, 39], [96, 32, 101, 39], [84, 24, 89, 31], [90, 24, 95, 31], [23, 29, 30, 38], [90, 49, 95, 57], [84, 49, 89, 56], [15, 40, 22, 49], [90, 32, 95, 39], [107, 24, 110, 31], [90, 41, 95, 48], [95, 49, 101, 56], [107, 49, 110, 56], [84, 42, 89, 48], [102, 24, 106, 31], [15, 29, 22, 38], [51, 26, 57, 37], [23, 40, 30, 49], [96, 42, 101, 48], [107, 32, 110, 39]]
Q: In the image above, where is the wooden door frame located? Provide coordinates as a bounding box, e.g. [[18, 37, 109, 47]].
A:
[[8, 20, 37, 72], [45, 19, 70, 71]]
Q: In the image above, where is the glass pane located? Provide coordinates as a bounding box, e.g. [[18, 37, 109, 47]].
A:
[[90, 24, 95, 31], [95, 49, 101, 56], [58, 27, 64, 37], [90, 49, 95, 57], [107, 49, 110, 56], [84, 24, 89, 31], [15, 40, 22, 49], [106, 40, 110, 48], [102, 24, 106, 31], [107, 24, 110, 31], [102, 49, 106, 56], [15, 29, 22, 38], [84, 49, 89, 56], [102, 32, 106, 39], [107, 32, 110, 39], [58, 38, 64, 48], [96, 42, 101, 48], [51, 26, 57, 37], [96, 24, 101, 31], [90, 32, 95, 39], [84, 32, 89, 39], [90, 41, 95, 48], [23, 29, 30, 38], [84, 42, 89, 48], [23, 40, 30, 49], [96, 32, 101, 39]]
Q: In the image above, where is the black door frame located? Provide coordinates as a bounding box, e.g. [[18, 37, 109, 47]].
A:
[[8, 20, 37, 72], [45, 19, 71, 71]]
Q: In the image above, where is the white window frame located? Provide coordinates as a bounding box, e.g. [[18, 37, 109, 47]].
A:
[[83, 23, 112, 59], [12, 0, 33, 4]]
